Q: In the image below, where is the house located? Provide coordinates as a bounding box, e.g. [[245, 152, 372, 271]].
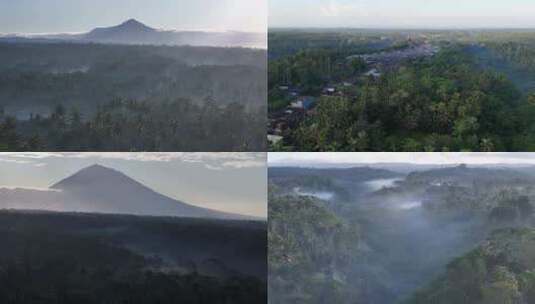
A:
[[268, 135, 283, 145], [364, 68, 381, 78], [279, 85, 289, 90], [323, 87, 336, 94], [290, 97, 316, 110], [290, 101, 304, 109], [301, 97, 316, 110]]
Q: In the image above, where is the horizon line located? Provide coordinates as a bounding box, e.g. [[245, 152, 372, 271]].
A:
[[1, 18, 267, 36], [269, 26, 535, 31]]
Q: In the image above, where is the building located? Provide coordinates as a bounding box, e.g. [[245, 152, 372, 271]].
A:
[[290, 97, 316, 110], [323, 87, 336, 94], [268, 135, 283, 145], [364, 68, 381, 78]]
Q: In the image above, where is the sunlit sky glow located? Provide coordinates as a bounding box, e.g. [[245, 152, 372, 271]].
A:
[[0, 0, 267, 34], [0, 153, 267, 218], [270, 0, 535, 29], [269, 153, 535, 167]]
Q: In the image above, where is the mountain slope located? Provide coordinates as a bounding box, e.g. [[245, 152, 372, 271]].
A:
[[405, 164, 534, 185], [0, 210, 267, 302], [83, 19, 158, 44], [0, 164, 250, 220], [79, 19, 265, 47], [269, 194, 362, 303], [269, 166, 401, 182], [1, 19, 266, 48], [406, 228, 535, 304]]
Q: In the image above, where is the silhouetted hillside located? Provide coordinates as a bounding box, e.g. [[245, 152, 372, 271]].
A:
[[0, 210, 267, 303]]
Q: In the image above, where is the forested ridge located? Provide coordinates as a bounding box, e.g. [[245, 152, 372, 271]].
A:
[[0, 98, 264, 151], [268, 165, 535, 303], [0, 42, 266, 151], [0, 210, 267, 303], [268, 187, 361, 304], [293, 49, 529, 151], [407, 228, 535, 304]]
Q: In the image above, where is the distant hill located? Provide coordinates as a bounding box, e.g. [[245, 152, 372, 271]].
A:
[[84, 19, 155, 42], [0, 19, 266, 48], [0, 164, 252, 220], [269, 166, 401, 183], [405, 164, 534, 185]]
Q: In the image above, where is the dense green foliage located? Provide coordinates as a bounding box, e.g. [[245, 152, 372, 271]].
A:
[[268, 30, 406, 59], [0, 42, 266, 151], [407, 228, 535, 304], [0, 98, 264, 151], [269, 50, 366, 97], [268, 192, 359, 304], [285, 48, 532, 151], [269, 165, 535, 303], [0, 211, 267, 303], [269, 30, 535, 151]]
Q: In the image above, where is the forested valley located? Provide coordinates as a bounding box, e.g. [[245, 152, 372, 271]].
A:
[[269, 164, 535, 303], [268, 30, 535, 151], [0, 42, 266, 151], [0, 210, 267, 303]]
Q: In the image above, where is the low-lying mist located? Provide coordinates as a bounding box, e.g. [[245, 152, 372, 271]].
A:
[[268, 165, 535, 303]]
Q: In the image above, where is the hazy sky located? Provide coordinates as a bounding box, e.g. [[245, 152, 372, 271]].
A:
[[0, 0, 267, 34], [270, 153, 535, 166], [270, 0, 535, 29], [0, 153, 267, 218]]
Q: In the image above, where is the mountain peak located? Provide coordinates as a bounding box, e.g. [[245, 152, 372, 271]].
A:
[[121, 19, 144, 26], [86, 163, 108, 169], [84, 19, 155, 42], [4, 164, 248, 220], [116, 18, 154, 31], [50, 164, 135, 190], [80, 163, 116, 173]]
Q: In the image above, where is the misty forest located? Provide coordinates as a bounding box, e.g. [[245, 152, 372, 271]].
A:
[[0, 20, 267, 151], [0, 164, 267, 303], [269, 164, 535, 303], [268, 30, 535, 151]]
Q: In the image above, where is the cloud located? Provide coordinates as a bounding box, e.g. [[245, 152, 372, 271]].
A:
[[320, 0, 369, 18], [269, 152, 535, 166], [0, 152, 64, 159], [0, 158, 32, 165], [0, 152, 266, 170], [176, 153, 266, 169]]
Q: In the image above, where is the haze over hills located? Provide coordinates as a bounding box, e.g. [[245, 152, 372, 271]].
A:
[[0, 164, 253, 220], [0, 17, 267, 151], [269, 161, 535, 303], [0, 19, 267, 48], [269, 166, 401, 182]]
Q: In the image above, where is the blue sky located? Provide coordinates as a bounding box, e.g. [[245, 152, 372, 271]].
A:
[[0, 153, 267, 218], [270, 0, 535, 28], [0, 0, 267, 34]]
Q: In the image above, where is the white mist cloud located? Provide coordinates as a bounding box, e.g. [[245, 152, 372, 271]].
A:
[[269, 153, 535, 166], [0, 152, 266, 170]]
